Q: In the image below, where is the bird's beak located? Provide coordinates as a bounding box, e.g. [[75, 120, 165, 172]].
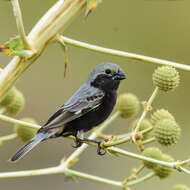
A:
[[113, 70, 126, 80]]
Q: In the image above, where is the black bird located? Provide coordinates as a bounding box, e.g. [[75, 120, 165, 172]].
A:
[[10, 63, 126, 162]]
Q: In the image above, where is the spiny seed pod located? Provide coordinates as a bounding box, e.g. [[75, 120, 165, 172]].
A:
[[0, 87, 17, 106], [142, 147, 162, 169], [150, 109, 175, 126], [15, 118, 38, 143], [132, 118, 153, 140], [115, 93, 140, 119], [172, 184, 190, 190], [155, 119, 181, 146], [154, 153, 174, 179], [152, 66, 180, 92], [5, 89, 25, 116]]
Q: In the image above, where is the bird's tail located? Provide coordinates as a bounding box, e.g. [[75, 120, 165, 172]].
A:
[[10, 132, 52, 162]]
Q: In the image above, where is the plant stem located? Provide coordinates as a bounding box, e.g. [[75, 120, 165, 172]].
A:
[[127, 172, 155, 187], [132, 87, 159, 143], [11, 0, 30, 49], [102, 126, 153, 147], [65, 168, 122, 188], [0, 165, 122, 188], [0, 133, 17, 143], [0, 166, 62, 178], [0, 112, 189, 175], [108, 147, 190, 175], [0, 0, 86, 102], [179, 167, 190, 175], [61, 36, 190, 72], [0, 112, 123, 187], [141, 137, 156, 145], [0, 114, 40, 129], [60, 111, 120, 168], [135, 165, 145, 176]]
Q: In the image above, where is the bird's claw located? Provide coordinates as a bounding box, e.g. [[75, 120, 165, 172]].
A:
[[72, 139, 82, 148], [97, 141, 106, 156]]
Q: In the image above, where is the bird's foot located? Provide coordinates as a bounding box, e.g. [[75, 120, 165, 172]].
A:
[[97, 141, 106, 156], [72, 138, 82, 148], [72, 131, 106, 155], [79, 138, 106, 156]]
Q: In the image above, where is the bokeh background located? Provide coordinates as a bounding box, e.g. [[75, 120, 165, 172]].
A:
[[0, 0, 189, 189]]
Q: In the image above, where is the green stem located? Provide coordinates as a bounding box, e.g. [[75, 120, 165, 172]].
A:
[[141, 137, 156, 145], [0, 112, 189, 175], [127, 172, 155, 187], [11, 0, 30, 49], [103, 126, 153, 147], [135, 165, 145, 176], [0, 133, 17, 143], [108, 146, 190, 175], [132, 87, 159, 143], [178, 159, 190, 166], [0, 0, 86, 102], [0, 114, 40, 129], [65, 168, 122, 188], [60, 111, 120, 168], [61, 36, 190, 72], [124, 165, 145, 184]]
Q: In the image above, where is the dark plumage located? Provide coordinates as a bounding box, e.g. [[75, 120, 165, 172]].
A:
[[10, 63, 126, 162]]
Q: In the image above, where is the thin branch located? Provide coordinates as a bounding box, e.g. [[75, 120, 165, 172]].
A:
[[0, 114, 40, 129], [102, 126, 153, 147], [0, 165, 122, 188], [0, 112, 122, 187], [135, 165, 145, 176], [60, 111, 120, 168], [127, 172, 155, 187], [61, 36, 190, 72], [0, 166, 62, 178], [0, 112, 189, 176], [124, 165, 145, 183], [0, 133, 17, 143], [11, 0, 30, 49], [108, 147, 190, 175], [132, 87, 159, 143], [0, 0, 86, 102], [179, 167, 190, 175], [141, 137, 156, 145], [65, 168, 122, 188]]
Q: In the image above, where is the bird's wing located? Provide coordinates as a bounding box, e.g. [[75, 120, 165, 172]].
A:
[[40, 83, 104, 131]]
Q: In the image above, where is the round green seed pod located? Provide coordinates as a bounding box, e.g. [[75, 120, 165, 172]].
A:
[[154, 153, 174, 179], [5, 89, 25, 116], [142, 147, 162, 169], [115, 93, 140, 119], [155, 119, 181, 146], [152, 66, 180, 92], [172, 184, 190, 190], [15, 118, 38, 143], [0, 87, 17, 106], [132, 118, 153, 139], [150, 109, 175, 126]]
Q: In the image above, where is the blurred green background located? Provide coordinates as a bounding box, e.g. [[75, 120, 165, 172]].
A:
[[0, 0, 190, 189]]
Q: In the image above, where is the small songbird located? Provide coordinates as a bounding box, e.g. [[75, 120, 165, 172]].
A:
[[10, 63, 126, 162]]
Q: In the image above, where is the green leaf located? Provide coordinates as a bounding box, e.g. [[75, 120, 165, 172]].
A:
[[8, 36, 24, 51], [0, 36, 32, 58]]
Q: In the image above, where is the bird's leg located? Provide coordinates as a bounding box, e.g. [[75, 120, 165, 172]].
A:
[[81, 138, 106, 156], [73, 130, 106, 155], [72, 130, 84, 148]]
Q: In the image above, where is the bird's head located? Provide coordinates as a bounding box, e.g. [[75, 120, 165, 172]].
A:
[[88, 63, 126, 91]]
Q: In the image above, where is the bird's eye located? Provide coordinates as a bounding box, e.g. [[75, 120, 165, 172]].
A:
[[105, 69, 111, 74]]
